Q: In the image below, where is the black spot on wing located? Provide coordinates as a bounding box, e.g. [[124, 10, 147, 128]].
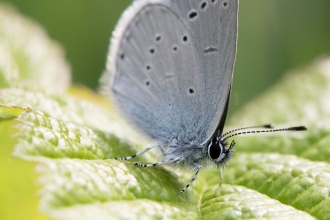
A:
[[200, 2, 207, 10], [189, 11, 198, 20]]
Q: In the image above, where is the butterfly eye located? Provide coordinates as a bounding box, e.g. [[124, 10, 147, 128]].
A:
[[208, 138, 223, 161]]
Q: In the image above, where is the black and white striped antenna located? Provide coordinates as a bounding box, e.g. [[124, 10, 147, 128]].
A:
[[221, 125, 307, 142]]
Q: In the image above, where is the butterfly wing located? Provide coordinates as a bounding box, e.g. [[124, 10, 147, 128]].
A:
[[105, 0, 238, 144], [167, 0, 239, 142]]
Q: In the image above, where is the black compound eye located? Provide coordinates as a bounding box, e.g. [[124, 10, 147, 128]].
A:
[[208, 139, 222, 160]]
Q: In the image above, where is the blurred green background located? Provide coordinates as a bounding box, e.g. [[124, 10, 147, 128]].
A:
[[1, 0, 329, 114]]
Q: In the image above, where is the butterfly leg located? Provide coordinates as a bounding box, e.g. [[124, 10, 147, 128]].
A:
[[134, 156, 183, 168], [158, 145, 165, 154], [114, 144, 159, 161], [177, 163, 202, 195]]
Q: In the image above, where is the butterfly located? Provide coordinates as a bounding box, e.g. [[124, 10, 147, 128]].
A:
[[103, 0, 307, 195]]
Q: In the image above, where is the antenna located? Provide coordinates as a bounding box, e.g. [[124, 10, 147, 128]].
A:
[[222, 126, 307, 142], [221, 124, 274, 138]]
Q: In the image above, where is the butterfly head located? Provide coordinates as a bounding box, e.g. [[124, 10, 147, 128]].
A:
[[206, 124, 307, 167], [207, 136, 235, 167]]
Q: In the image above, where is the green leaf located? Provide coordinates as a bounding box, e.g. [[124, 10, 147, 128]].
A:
[[0, 105, 26, 118], [0, 100, 316, 219], [0, 115, 49, 220], [223, 154, 330, 218], [13, 109, 136, 160], [1, 2, 329, 219], [0, 3, 70, 92]]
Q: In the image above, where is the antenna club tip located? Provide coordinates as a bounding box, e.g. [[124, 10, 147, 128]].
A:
[[291, 126, 307, 131], [264, 124, 274, 129]]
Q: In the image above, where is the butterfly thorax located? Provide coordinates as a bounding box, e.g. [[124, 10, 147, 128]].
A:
[[162, 135, 233, 168], [162, 138, 206, 167]]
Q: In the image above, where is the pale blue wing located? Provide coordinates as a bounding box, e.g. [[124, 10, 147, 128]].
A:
[[105, 0, 238, 144]]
